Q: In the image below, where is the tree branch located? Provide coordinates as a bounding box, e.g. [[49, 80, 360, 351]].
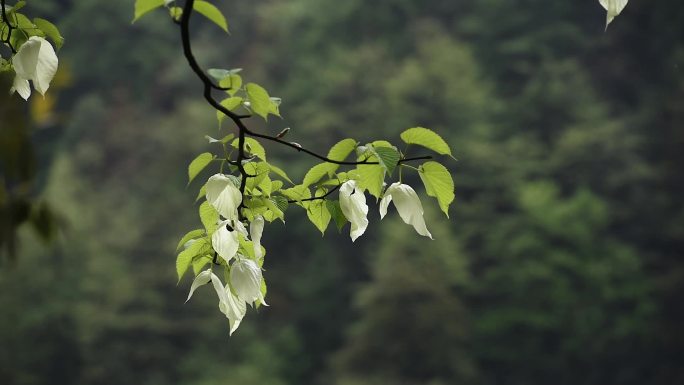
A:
[[0, 0, 17, 53], [177, 0, 434, 216]]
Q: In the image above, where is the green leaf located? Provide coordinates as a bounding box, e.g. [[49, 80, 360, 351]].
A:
[[193, 0, 229, 32], [195, 183, 207, 202], [207, 68, 230, 80], [192, 255, 212, 275], [176, 238, 210, 281], [271, 195, 289, 213], [326, 200, 348, 232], [231, 137, 266, 161], [327, 138, 357, 162], [307, 198, 331, 235], [176, 229, 206, 251], [268, 163, 293, 184], [33, 18, 64, 49], [188, 152, 215, 185], [400, 127, 453, 157], [199, 201, 219, 234], [244, 162, 270, 190], [372, 146, 400, 176], [133, 0, 165, 22], [303, 163, 338, 188], [419, 161, 455, 218], [220, 74, 242, 96], [216, 97, 243, 124], [280, 185, 311, 204], [355, 158, 385, 199], [246, 83, 278, 120], [264, 198, 285, 222], [206, 133, 234, 144]]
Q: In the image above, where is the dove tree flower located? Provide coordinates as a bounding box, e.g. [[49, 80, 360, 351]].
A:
[[339, 180, 369, 242], [598, 0, 629, 28], [206, 174, 242, 220], [380, 182, 433, 239], [186, 269, 247, 335], [249, 215, 265, 260], [10, 36, 58, 100], [230, 258, 263, 304]]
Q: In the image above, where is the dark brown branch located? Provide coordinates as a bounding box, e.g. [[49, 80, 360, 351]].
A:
[[287, 184, 342, 204], [177, 0, 434, 215], [0, 0, 17, 53]]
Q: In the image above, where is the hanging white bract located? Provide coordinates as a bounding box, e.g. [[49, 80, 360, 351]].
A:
[[10, 36, 58, 100]]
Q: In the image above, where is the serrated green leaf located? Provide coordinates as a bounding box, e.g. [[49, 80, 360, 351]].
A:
[[217, 97, 243, 125], [192, 255, 212, 275], [246, 83, 278, 120], [177, 238, 210, 281], [176, 229, 206, 251], [231, 137, 266, 161], [193, 0, 229, 32], [220, 74, 242, 96], [372, 146, 400, 176], [271, 180, 284, 193], [207, 68, 230, 80], [244, 162, 270, 190], [188, 152, 215, 185], [199, 201, 219, 234], [327, 138, 357, 162], [268, 163, 293, 184], [133, 0, 164, 22], [195, 183, 207, 202], [400, 127, 453, 157], [419, 161, 455, 218], [257, 176, 273, 197], [307, 198, 331, 235], [33, 18, 64, 49], [280, 185, 311, 204], [271, 195, 289, 212], [206, 133, 234, 144], [264, 198, 285, 222], [355, 157, 385, 199], [302, 163, 338, 187], [326, 200, 347, 232]]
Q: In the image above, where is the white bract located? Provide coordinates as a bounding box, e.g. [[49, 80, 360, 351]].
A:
[[212, 220, 240, 263], [380, 182, 433, 239], [11, 36, 58, 101], [250, 215, 265, 260], [598, 0, 629, 27], [339, 180, 369, 242], [185, 270, 247, 335], [230, 258, 263, 304], [206, 174, 242, 220]]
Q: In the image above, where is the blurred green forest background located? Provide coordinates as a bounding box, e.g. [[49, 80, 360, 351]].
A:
[[1, 0, 683, 384]]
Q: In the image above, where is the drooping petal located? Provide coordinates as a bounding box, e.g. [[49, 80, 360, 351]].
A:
[[12, 37, 58, 97], [212, 220, 239, 263], [11, 76, 31, 100], [32, 37, 58, 95], [233, 219, 248, 237], [339, 180, 369, 242], [210, 272, 229, 304], [379, 192, 393, 219], [230, 258, 262, 304], [219, 285, 247, 335], [250, 215, 265, 259], [383, 183, 433, 239], [185, 269, 212, 303], [206, 174, 242, 220], [12, 38, 41, 80]]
